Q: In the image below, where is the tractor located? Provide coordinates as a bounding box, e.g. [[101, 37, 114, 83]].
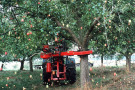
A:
[[40, 34, 93, 85]]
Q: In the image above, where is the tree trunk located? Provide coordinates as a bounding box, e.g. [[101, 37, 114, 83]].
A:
[[115, 60, 118, 66], [29, 57, 33, 72], [126, 55, 131, 73], [1, 63, 4, 68], [1, 63, 4, 71], [101, 54, 103, 67], [20, 59, 25, 70], [80, 55, 90, 88]]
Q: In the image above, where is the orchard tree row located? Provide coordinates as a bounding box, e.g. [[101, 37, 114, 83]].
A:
[[0, 0, 135, 87]]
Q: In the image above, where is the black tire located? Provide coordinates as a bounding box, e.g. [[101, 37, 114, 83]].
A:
[[66, 58, 76, 84], [43, 65, 48, 83], [68, 68, 76, 84], [43, 68, 48, 83], [42, 63, 50, 85]]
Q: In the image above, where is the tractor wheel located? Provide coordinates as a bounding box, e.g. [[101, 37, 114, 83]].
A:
[[43, 68, 48, 84], [42, 63, 52, 85], [66, 58, 76, 84], [69, 68, 76, 84], [42, 63, 49, 85]]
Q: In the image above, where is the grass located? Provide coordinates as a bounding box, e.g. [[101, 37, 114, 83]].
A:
[[0, 70, 43, 90], [0, 66, 135, 90]]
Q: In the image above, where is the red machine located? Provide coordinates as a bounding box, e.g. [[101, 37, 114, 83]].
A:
[[40, 34, 92, 85]]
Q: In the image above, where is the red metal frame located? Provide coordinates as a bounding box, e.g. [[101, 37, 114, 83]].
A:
[[51, 59, 66, 81]]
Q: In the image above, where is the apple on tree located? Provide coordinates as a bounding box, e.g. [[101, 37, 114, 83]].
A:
[[90, 67, 92, 71], [5, 52, 7, 55], [27, 32, 30, 36], [27, 32, 32, 35], [80, 27, 83, 30], [23, 16, 26, 18], [48, 14, 50, 17], [109, 26, 111, 28], [6, 84, 8, 87], [97, 23, 100, 26], [105, 0, 107, 4], [29, 31, 32, 35], [128, 20, 131, 25], [21, 19, 24, 22], [109, 20, 111, 23], [30, 24, 33, 28], [13, 28, 15, 30], [28, 39, 31, 41], [104, 44, 107, 47]]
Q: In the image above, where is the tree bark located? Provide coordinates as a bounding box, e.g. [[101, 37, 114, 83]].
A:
[[101, 54, 104, 67], [1, 63, 4, 71], [20, 58, 25, 70], [80, 55, 90, 88], [115, 60, 118, 66], [126, 55, 131, 73], [1, 63, 4, 68], [29, 57, 33, 72]]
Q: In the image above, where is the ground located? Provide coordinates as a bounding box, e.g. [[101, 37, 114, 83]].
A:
[[0, 66, 135, 90], [102, 72, 135, 90]]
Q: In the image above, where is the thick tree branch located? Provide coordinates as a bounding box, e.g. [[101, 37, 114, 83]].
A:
[[29, 52, 40, 58], [59, 32, 74, 41], [83, 17, 100, 48], [55, 19, 82, 48]]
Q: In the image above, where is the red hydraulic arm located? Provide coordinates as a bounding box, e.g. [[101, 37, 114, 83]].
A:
[[40, 50, 93, 59]]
